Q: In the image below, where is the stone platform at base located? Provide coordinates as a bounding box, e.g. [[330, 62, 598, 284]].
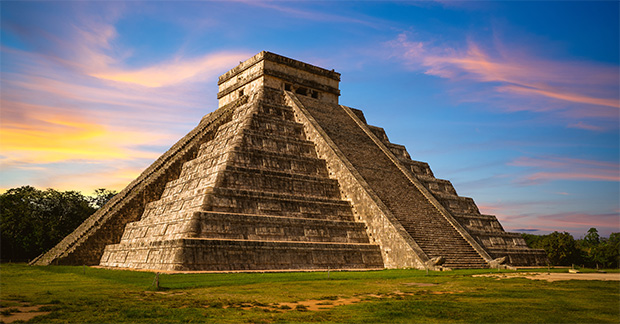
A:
[[101, 238, 384, 271]]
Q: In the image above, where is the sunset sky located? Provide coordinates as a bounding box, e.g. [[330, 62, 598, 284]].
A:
[[1, 1, 618, 237]]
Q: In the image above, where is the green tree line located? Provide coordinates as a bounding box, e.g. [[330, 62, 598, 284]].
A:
[[522, 229, 620, 268], [1, 186, 116, 262]]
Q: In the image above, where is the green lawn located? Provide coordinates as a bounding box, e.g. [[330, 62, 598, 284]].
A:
[[1, 264, 618, 323]]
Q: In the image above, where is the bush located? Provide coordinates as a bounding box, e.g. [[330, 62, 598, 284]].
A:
[[0, 186, 115, 262], [522, 228, 619, 268]]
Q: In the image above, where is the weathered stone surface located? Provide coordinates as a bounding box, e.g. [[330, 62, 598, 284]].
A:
[[34, 51, 547, 270]]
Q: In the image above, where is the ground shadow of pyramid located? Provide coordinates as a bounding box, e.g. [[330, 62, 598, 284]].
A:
[[32, 52, 547, 271]]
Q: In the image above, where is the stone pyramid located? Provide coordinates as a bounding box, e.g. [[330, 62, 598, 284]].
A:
[[32, 52, 547, 271]]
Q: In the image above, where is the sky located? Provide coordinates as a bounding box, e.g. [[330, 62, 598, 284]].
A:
[[1, 1, 618, 238]]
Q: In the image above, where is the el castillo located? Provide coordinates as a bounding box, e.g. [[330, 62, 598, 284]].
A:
[[32, 51, 548, 271]]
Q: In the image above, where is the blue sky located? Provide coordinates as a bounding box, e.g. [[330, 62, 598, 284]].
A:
[[1, 1, 618, 237]]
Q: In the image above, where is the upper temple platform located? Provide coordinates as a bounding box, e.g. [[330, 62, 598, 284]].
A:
[[217, 51, 341, 107]]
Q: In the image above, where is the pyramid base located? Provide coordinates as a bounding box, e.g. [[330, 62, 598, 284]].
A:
[[100, 238, 384, 271], [487, 248, 549, 266]]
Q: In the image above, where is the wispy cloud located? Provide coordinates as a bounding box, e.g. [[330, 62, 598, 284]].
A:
[[387, 32, 619, 120], [479, 201, 619, 237], [91, 51, 249, 87], [567, 121, 605, 132], [234, 0, 385, 29], [503, 211, 620, 237], [509, 156, 619, 183]]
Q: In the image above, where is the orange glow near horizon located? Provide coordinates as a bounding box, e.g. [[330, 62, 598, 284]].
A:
[[0, 110, 160, 165]]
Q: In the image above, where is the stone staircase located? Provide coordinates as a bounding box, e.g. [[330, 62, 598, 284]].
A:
[[365, 121, 547, 266], [295, 95, 490, 269], [100, 91, 384, 271]]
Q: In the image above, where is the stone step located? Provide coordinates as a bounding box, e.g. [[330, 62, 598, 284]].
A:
[[400, 159, 434, 177], [195, 212, 369, 243], [433, 192, 480, 214], [228, 149, 329, 177], [240, 129, 317, 158], [387, 217, 485, 262], [386, 143, 411, 160], [175, 152, 226, 181], [444, 263, 488, 269], [418, 246, 480, 255], [100, 238, 384, 271], [452, 212, 501, 221], [467, 229, 523, 238], [367, 125, 389, 143], [205, 187, 355, 221], [415, 175, 458, 196], [257, 101, 295, 120], [247, 114, 306, 139], [218, 166, 341, 199], [119, 211, 371, 245]]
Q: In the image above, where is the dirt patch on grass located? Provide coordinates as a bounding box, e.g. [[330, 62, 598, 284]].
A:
[[0, 301, 51, 323], [275, 296, 363, 311], [148, 291, 187, 296], [212, 286, 462, 313], [402, 282, 438, 287], [474, 272, 620, 282]]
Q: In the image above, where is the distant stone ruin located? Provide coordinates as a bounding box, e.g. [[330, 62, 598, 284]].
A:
[[31, 52, 547, 271]]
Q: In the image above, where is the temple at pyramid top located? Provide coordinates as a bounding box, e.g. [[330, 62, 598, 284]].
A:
[[217, 51, 341, 106], [32, 51, 547, 271]]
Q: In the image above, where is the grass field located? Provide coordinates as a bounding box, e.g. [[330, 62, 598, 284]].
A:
[[1, 264, 619, 323]]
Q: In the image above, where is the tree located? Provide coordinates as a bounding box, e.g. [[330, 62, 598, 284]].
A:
[[583, 231, 620, 269], [523, 229, 619, 268], [89, 188, 117, 209], [536, 231, 582, 266], [521, 233, 544, 248], [602, 233, 620, 268], [583, 227, 600, 248], [0, 186, 96, 262]]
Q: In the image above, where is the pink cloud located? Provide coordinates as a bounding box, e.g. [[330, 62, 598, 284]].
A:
[[525, 172, 618, 182], [497, 84, 618, 109], [479, 201, 619, 236], [532, 212, 619, 236], [567, 122, 606, 132], [91, 51, 250, 87], [387, 33, 620, 121], [509, 156, 619, 183]]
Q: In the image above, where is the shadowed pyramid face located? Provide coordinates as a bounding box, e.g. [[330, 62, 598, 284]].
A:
[[34, 52, 548, 271]]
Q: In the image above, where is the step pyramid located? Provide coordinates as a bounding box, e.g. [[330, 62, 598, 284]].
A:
[[32, 51, 547, 271]]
